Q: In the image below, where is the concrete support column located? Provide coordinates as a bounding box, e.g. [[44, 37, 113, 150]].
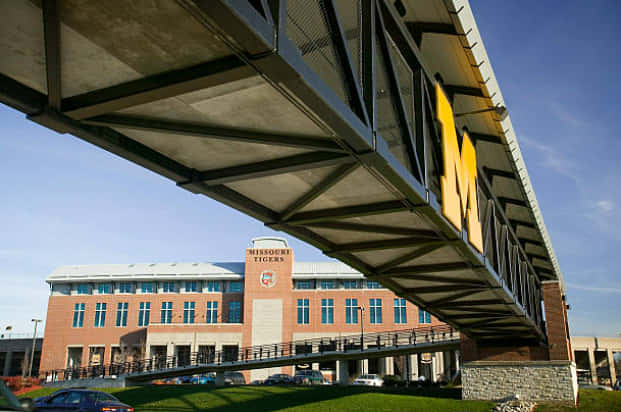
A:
[[385, 356, 393, 375], [3, 351, 12, 376], [337, 360, 349, 385], [607, 349, 617, 385], [359, 359, 368, 376], [215, 371, 225, 386], [588, 349, 597, 384], [431, 354, 437, 382], [455, 350, 460, 372], [410, 354, 418, 380]]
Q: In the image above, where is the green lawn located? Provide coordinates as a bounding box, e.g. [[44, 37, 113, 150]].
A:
[[536, 389, 621, 411], [23, 385, 494, 412]]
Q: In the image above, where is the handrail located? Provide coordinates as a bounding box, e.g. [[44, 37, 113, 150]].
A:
[[41, 324, 457, 382]]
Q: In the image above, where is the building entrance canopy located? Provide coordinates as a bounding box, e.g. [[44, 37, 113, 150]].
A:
[[0, 0, 563, 342]]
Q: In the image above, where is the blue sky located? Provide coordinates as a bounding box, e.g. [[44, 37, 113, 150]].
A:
[[1, 1, 619, 338]]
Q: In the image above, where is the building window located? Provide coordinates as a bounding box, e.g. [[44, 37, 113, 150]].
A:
[[162, 281, 175, 293], [138, 302, 150, 326], [141, 282, 154, 293], [345, 298, 358, 324], [343, 280, 361, 289], [98, 283, 113, 294], [161, 302, 172, 324], [94, 303, 107, 327], [394, 298, 407, 324], [116, 302, 128, 327], [206, 301, 218, 324], [72, 303, 85, 328], [119, 282, 132, 293], [76, 284, 90, 295], [206, 280, 220, 292], [419, 309, 431, 324], [229, 281, 242, 293], [320, 280, 336, 289], [295, 280, 314, 290], [185, 281, 198, 293], [369, 298, 382, 324], [183, 302, 195, 324], [297, 299, 309, 324], [228, 301, 241, 323], [366, 281, 382, 289], [321, 299, 334, 324]]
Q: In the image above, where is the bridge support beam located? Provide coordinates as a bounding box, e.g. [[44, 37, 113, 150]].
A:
[[337, 360, 349, 385], [461, 281, 577, 404], [215, 371, 225, 387]]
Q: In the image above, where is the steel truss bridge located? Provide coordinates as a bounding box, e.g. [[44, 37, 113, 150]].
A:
[[42, 325, 459, 383], [0, 0, 563, 342]]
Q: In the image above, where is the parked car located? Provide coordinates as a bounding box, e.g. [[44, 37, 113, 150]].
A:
[[0, 380, 34, 412], [382, 374, 405, 387], [34, 389, 133, 411], [264, 373, 293, 385], [190, 374, 211, 385], [293, 370, 324, 385], [224, 371, 246, 385], [352, 374, 383, 387]]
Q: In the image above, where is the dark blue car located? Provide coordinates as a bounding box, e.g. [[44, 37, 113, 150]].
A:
[[34, 389, 133, 412]]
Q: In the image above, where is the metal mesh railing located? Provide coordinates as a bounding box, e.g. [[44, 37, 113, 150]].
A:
[[41, 324, 457, 382]]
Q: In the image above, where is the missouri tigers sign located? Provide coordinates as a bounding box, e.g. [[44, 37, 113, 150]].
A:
[[435, 84, 483, 253]]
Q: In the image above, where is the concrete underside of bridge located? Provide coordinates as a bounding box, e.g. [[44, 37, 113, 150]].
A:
[[0, 0, 574, 403]]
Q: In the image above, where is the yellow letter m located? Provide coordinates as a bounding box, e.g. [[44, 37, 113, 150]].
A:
[[435, 84, 483, 253]]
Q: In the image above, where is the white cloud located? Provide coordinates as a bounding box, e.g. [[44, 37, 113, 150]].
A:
[[595, 200, 614, 213], [566, 282, 621, 294]]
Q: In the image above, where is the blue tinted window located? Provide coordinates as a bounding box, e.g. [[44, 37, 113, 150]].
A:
[[138, 302, 150, 326], [394, 298, 407, 324], [321, 299, 333, 324], [183, 301, 195, 324], [228, 301, 241, 323], [345, 299, 358, 324], [206, 301, 218, 323], [72, 303, 85, 327], [297, 299, 309, 324], [369, 298, 382, 324]]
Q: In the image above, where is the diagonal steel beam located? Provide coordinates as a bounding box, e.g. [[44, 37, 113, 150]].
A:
[[302, 221, 440, 238], [443, 84, 485, 99], [279, 163, 359, 221], [62, 55, 255, 119], [433, 299, 506, 309], [42, 0, 61, 109], [423, 290, 485, 307], [85, 114, 347, 153], [404, 285, 488, 294], [181, 152, 351, 186], [375, 243, 446, 274], [376, 4, 424, 181], [468, 132, 503, 145], [483, 167, 516, 181], [0, 73, 47, 115], [326, 238, 445, 254], [322, 0, 369, 125], [280, 200, 409, 226], [380, 262, 470, 277]]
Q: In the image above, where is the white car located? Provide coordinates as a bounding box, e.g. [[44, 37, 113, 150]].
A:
[[352, 374, 383, 387]]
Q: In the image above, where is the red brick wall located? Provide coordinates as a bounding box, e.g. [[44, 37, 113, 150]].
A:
[[460, 334, 549, 362], [542, 281, 572, 361]]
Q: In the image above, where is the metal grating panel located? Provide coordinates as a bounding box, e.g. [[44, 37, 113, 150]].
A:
[[334, 0, 362, 87], [286, 0, 351, 108], [375, 32, 413, 173]]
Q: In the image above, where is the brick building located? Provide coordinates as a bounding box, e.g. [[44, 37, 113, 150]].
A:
[[40, 237, 459, 383]]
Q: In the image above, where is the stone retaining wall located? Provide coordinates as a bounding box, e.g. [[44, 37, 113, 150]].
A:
[[462, 360, 577, 403]]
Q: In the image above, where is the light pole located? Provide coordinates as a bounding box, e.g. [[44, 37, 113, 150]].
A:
[[357, 306, 365, 374], [29, 319, 42, 377]]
